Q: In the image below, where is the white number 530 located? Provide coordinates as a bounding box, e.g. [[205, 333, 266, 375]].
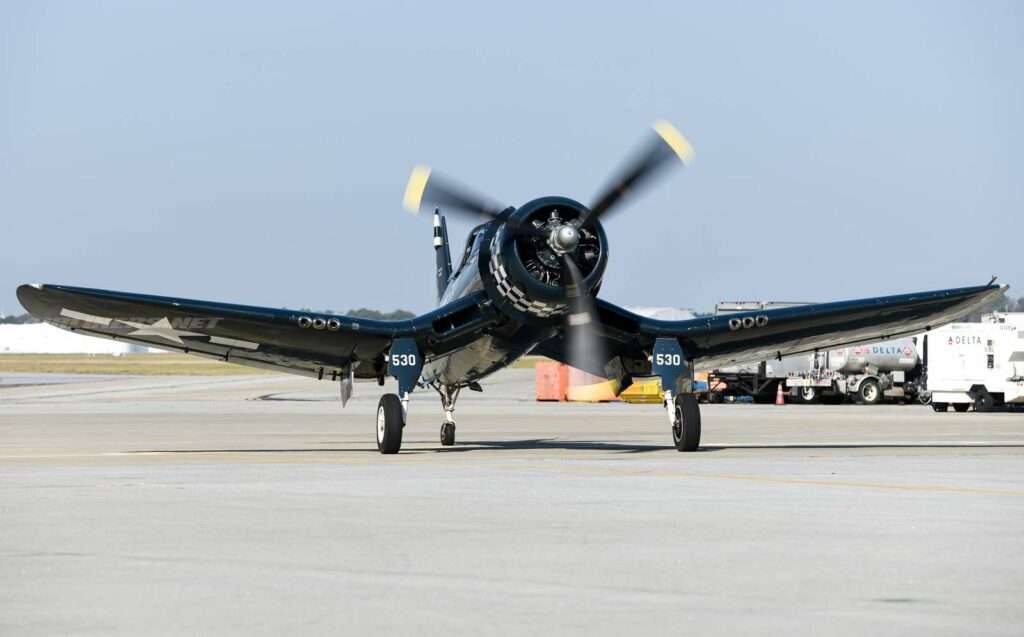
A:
[[654, 353, 682, 366]]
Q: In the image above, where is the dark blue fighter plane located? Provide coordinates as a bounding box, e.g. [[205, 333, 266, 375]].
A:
[[17, 121, 1006, 453]]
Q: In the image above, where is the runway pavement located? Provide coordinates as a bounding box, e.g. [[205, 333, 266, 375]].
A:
[[2, 370, 1023, 636]]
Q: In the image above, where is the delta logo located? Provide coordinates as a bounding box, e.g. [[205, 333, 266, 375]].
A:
[[947, 335, 982, 345]]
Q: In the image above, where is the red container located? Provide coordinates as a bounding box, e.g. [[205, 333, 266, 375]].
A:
[[535, 361, 568, 401]]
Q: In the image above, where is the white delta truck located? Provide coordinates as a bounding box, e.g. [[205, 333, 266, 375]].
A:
[[921, 313, 1024, 412], [709, 302, 923, 404]]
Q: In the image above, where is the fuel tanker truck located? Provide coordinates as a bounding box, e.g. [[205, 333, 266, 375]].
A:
[[707, 337, 923, 405], [784, 338, 923, 404]]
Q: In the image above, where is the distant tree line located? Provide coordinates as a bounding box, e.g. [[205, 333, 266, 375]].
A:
[[0, 313, 40, 325], [293, 308, 416, 321], [962, 293, 1024, 322], [343, 308, 415, 320]]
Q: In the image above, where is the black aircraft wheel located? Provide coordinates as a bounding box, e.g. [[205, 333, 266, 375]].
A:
[[953, 403, 970, 413], [440, 421, 456, 446], [672, 393, 701, 452], [974, 389, 994, 413], [932, 402, 948, 412], [858, 379, 882, 405], [376, 394, 404, 454]]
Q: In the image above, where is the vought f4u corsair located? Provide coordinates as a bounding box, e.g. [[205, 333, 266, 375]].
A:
[[18, 121, 1006, 453]]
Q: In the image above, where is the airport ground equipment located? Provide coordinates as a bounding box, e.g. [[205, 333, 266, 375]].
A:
[[16, 121, 1008, 453], [708, 333, 923, 405], [923, 313, 1024, 412], [785, 338, 923, 405]]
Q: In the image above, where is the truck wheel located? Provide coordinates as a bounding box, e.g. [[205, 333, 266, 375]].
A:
[[974, 388, 995, 413], [858, 379, 882, 405], [932, 402, 948, 412], [793, 386, 821, 405], [953, 404, 970, 412]]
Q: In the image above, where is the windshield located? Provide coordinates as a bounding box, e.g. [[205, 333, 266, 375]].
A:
[[452, 224, 488, 278]]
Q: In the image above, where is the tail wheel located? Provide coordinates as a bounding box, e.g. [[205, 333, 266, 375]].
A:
[[858, 379, 882, 405], [672, 393, 701, 452], [440, 421, 456, 446], [376, 394, 404, 454]]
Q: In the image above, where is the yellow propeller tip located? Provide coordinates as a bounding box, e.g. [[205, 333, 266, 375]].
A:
[[653, 119, 695, 166], [402, 165, 432, 214]]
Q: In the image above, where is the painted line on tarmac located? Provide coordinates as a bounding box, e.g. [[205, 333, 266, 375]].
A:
[[392, 460, 1024, 497], [3, 449, 1023, 497]]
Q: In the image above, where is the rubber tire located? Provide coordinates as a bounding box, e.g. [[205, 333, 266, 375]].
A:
[[953, 403, 970, 413], [672, 393, 701, 452], [440, 421, 455, 446], [974, 389, 995, 413], [858, 379, 882, 405], [932, 402, 948, 412], [793, 386, 821, 405], [376, 394, 404, 454]]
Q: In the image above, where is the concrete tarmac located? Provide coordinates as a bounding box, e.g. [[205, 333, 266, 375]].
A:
[[2, 370, 1023, 636]]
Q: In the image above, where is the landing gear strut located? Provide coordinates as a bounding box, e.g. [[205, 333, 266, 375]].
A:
[[434, 384, 460, 446], [653, 337, 701, 452], [376, 338, 422, 455]]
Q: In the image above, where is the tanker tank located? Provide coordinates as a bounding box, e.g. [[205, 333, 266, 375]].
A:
[[826, 338, 919, 374]]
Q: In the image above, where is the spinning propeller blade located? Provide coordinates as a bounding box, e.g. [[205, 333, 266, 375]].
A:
[[402, 165, 506, 220], [583, 119, 694, 226], [560, 253, 608, 378]]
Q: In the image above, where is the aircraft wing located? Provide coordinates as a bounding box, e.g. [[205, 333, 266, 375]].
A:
[[16, 284, 497, 381], [538, 283, 1007, 379]]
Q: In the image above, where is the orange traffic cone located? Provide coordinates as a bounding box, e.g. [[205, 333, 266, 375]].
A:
[[775, 382, 786, 406]]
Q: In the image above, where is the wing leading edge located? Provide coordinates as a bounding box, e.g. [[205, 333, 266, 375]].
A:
[[16, 284, 498, 381]]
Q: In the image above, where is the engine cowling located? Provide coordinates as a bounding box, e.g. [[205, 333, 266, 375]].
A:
[[483, 196, 608, 324]]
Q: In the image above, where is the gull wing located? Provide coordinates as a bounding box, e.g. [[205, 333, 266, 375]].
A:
[[17, 284, 496, 380], [537, 284, 1007, 380]]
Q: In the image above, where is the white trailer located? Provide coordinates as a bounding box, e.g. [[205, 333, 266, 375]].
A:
[[923, 313, 1024, 412]]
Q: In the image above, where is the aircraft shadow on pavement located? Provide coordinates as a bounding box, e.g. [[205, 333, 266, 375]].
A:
[[129, 439, 692, 454], [128, 441, 1024, 455]]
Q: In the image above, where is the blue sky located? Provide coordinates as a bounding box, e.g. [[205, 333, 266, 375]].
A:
[[2, 1, 1021, 315]]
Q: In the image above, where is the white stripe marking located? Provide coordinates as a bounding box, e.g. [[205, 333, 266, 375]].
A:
[[209, 336, 259, 350], [60, 308, 112, 325]]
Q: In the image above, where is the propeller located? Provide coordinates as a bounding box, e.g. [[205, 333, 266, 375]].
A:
[[560, 252, 608, 378], [581, 119, 695, 228], [402, 165, 506, 220], [403, 165, 548, 237], [402, 119, 695, 383]]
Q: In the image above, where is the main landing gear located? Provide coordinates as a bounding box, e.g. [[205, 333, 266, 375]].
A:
[[376, 393, 405, 454], [375, 385, 461, 453], [653, 337, 701, 452], [665, 389, 701, 452]]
